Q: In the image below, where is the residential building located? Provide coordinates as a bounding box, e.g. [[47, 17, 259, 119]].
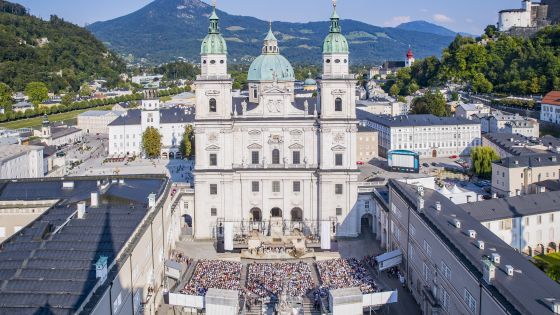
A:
[[357, 125, 378, 163], [482, 133, 560, 158], [382, 179, 560, 315], [541, 91, 560, 124], [108, 93, 195, 158], [192, 5, 360, 239], [356, 96, 407, 117], [0, 144, 43, 179], [357, 110, 481, 158], [461, 191, 560, 256], [12, 101, 34, 113], [0, 175, 176, 314], [480, 112, 539, 137], [455, 103, 490, 120], [77, 110, 121, 134], [491, 153, 560, 197]]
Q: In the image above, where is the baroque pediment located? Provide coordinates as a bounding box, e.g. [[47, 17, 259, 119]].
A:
[[205, 144, 221, 151], [331, 145, 346, 152]]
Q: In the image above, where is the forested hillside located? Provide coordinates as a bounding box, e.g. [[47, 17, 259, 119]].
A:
[[0, 1, 125, 93], [385, 26, 560, 96]]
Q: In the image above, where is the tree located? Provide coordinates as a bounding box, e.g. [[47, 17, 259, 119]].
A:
[[547, 264, 560, 282], [25, 82, 49, 106], [0, 83, 13, 112], [142, 127, 162, 159], [484, 25, 498, 38], [451, 91, 459, 102], [389, 84, 400, 97], [470, 146, 500, 179], [411, 91, 449, 117], [79, 84, 92, 97], [180, 125, 194, 159], [61, 93, 76, 106]]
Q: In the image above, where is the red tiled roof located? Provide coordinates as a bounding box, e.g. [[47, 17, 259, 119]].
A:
[[543, 91, 560, 106]]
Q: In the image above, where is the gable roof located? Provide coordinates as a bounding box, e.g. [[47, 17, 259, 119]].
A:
[[543, 91, 560, 106]]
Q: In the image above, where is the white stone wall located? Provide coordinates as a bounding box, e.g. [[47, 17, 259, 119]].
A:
[[541, 104, 560, 124], [0, 147, 44, 179]]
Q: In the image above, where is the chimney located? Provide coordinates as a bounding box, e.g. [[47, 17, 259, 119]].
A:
[[482, 258, 496, 285], [542, 298, 560, 314], [492, 192, 498, 199], [466, 195, 472, 203], [77, 201, 86, 219], [91, 192, 99, 208], [491, 253, 501, 264], [514, 160, 519, 165], [516, 189, 521, 196], [118, 178, 125, 185], [453, 218, 461, 229], [148, 193, 156, 209], [96, 180, 101, 187], [506, 265, 514, 276], [478, 240, 485, 250], [435, 201, 442, 211], [468, 230, 477, 239]]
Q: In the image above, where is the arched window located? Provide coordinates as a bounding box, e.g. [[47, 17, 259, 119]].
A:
[[253, 89, 258, 99], [272, 149, 280, 164], [271, 207, 282, 218], [335, 97, 343, 112], [291, 208, 303, 222], [209, 98, 217, 113]]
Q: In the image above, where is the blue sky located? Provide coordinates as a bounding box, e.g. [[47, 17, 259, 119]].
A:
[[15, 0, 517, 34]]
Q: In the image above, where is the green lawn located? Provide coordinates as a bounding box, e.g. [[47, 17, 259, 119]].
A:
[[534, 252, 560, 282], [534, 252, 560, 266], [0, 105, 113, 130]]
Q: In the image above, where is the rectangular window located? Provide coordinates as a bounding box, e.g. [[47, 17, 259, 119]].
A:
[[538, 215, 542, 224], [209, 154, 217, 166], [252, 181, 259, 192], [293, 151, 301, 164], [210, 184, 217, 195], [525, 217, 530, 226], [464, 289, 477, 314], [293, 181, 301, 192], [424, 240, 432, 257], [335, 184, 343, 195], [336, 208, 343, 216], [335, 154, 343, 166], [551, 213, 555, 223], [441, 289, 450, 311], [211, 208, 217, 216], [423, 263, 430, 282], [272, 181, 281, 193], [441, 261, 451, 280], [251, 151, 260, 164]]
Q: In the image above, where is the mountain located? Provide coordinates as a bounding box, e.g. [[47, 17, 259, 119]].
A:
[[0, 1, 125, 92], [87, 0, 456, 65], [397, 21, 474, 38]]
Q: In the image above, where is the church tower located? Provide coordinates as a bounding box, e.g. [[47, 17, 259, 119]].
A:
[[318, 0, 360, 237], [195, 3, 232, 120], [405, 47, 415, 67], [320, 0, 355, 119]]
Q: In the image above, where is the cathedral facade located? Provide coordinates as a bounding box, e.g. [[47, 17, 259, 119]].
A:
[[193, 3, 360, 239]]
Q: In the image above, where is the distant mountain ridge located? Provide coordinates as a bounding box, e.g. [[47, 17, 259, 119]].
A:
[[397, 21, 474, 38], [88, 0, 458, 65]]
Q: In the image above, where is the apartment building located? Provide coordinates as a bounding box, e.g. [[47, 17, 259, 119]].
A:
[[492, 153, 560, 197], [383, 179, 560, 315], [461, 191, 560, 256], [357, 125, 379, 163], [357, 110, 481, 158]]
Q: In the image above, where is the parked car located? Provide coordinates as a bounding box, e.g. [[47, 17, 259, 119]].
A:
[[357, 161, 365, 165], [431, 162, 437, 167], [450, 155, 458, 159], [422, 163, 430, 168]]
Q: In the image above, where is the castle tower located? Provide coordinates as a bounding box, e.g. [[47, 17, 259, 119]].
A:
[[41, 114, 51, 139]]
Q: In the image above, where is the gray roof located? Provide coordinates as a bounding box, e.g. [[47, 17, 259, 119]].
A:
[[390, 179, 560, 315], [109, 108, 195, 126], [483, 133, 547, 156], [0, 145, 43, 164], [0, 176, 167, 314], [51, 127, 82, 140], [460, 190, 560, 221], [356, 110, 479, 127], [78, 110, 120, 118], [495, 152, 560, 168]]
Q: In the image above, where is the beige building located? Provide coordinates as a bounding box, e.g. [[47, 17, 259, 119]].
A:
[[492, 153, 560, 197], [77, 110, 121, 134], [357, 125, 378, 163]]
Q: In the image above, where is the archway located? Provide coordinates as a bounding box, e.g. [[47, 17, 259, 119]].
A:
[[291, 208, 303, 222], [271, 207, 282, 218], [524, 246, 533, 256], [250, 208, 262, 222], [361, 214, 373, 235], [169, 152, 175, 159], [432, 150, 437, 158], [537, 244, 545, 255]]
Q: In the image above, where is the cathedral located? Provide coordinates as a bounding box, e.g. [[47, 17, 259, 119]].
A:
[[193, 2, 360, 239]]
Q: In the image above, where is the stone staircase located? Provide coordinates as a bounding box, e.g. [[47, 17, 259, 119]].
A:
[[301, 297, 322, 315]]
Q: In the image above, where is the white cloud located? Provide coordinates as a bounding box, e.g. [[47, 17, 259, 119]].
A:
[[465, 18, 474, 23], [433, 13, 453, 23], [384, 16, 412, 27]]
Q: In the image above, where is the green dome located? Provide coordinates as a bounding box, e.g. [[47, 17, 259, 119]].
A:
[[323, 33, 349, 54], [322, 5, 349, 55], [201, 33, 227, 55], [200, 7, 227, 55], [248, 54, 295, 81], [304, 78, 317, 86]]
